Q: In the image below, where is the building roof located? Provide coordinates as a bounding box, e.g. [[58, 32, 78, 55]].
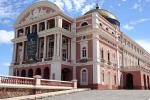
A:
[[84, 4, 120, 27]]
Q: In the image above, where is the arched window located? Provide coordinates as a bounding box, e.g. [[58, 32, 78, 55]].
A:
[[28, 69, 33, 78], [143, 74, 146, 89], [35, 68, 41, 75], [82, 47, 87, 58], [81, 22, 88, 27], [80, 68, 88, 85], [21, 70, 26, 77]]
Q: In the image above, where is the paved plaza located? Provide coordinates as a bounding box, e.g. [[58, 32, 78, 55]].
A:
[[39, 90, 150, 100]]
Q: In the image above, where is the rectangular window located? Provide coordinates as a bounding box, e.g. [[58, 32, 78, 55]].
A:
[[32, 24, 37, 33], [17, 29, 24, 37], [39, 22, 45, 32], [25, 26, 30, 35], [47, 19, 55, 29]]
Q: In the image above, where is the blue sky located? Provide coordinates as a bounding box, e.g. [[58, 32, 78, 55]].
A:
[[0, 0, 150, 75]]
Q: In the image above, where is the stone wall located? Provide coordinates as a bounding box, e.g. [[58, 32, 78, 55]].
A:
[[0, 88, 60, 99]]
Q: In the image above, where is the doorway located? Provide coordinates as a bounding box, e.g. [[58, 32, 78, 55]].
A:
[[126, 73, 133, 89]]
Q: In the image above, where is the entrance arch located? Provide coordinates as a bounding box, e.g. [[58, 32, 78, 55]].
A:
[[43, 67, 50, 79], [28, 69, 33, 77], [126, 73, 133, 89], [21, 70, 26, 77], [61, 68, 72, 81], [35, 68, 41, 75], [143, 74, 146, 89]]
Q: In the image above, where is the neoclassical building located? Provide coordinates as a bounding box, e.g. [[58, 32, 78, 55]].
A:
[[10, 1, 150, 89]]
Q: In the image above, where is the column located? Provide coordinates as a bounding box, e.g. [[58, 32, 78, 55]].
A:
[[60, 34, 62, 60], [53, 34, 57, 60], [55, 17, 57, 27], [45, 20, 47, 30], [37, 23, 39, 33], [30, 25, 31, 33], [57, 16, 62, 28], [56, 33, 60, 59], [42, 36, 47, 62], [12, 43, 17, 64], [23, 27, 25, 36], [21, 42, 25, 64]]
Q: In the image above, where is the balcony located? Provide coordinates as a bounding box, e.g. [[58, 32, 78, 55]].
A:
[[80, 58, 88, 63]]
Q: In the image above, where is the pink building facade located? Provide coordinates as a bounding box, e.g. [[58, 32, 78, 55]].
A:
[[10, 1, 150, 89]]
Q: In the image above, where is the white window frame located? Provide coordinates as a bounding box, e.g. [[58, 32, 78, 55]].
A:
[[80, 68, 88, 85], [80, 41, 88, 59]]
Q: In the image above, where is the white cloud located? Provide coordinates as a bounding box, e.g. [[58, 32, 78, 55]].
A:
[[130, 18, 150, 25], [0, 0, 33, 18], [123, 18, 150, 31], [0, 30, 14, 44], [123, 24, 134, 31], [136, 39, 150, 53], [81, 3, 95, 15], [63, 0, 73, 11], [72, 0, 86, 10], [133, 3, 143, 12]]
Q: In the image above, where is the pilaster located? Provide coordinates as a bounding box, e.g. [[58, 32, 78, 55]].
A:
[[92, 33, 101, 84], [92, 12, 101, 84]]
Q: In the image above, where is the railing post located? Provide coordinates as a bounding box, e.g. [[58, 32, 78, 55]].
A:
[[34, 75, 42, 94], [72, 80, 77, 89], [34, 75, 41, 85]]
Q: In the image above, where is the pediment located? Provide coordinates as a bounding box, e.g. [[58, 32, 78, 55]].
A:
[[15, 1, 61, 26], [21, 7, 55, 23]]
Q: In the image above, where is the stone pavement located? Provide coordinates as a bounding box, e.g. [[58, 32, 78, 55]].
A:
[[40, 90, 150, 100]]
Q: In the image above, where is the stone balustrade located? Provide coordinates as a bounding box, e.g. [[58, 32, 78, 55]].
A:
[[0, 75, 77, 89], [0, 75, 35, 85]]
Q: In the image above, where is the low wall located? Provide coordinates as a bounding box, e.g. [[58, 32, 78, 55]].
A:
[[0, 75, 77, 99], [0, 88, 34, 99], [0, 88, 62, 99]]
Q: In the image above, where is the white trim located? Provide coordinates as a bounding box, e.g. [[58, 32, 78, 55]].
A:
[[80, 68, 88, 85]]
